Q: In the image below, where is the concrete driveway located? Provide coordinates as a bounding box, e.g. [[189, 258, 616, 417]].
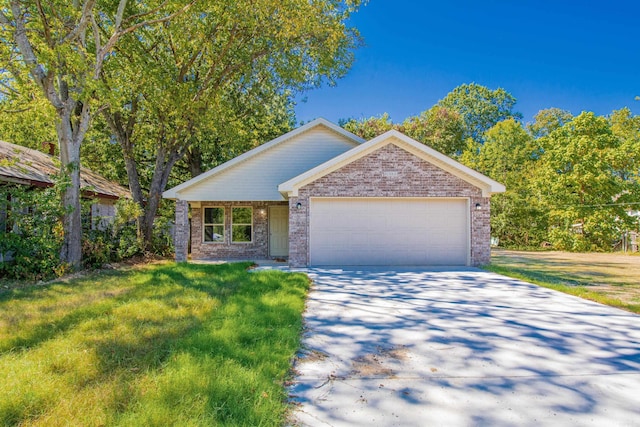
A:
[[287, 267, 640, 426]]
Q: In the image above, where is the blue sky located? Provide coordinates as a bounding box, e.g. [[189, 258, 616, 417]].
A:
[[294, 0, 639, 126]]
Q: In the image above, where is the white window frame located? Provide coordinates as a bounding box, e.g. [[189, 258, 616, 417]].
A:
[[231, 207, 253, 243], [203, 206, 225, 243]]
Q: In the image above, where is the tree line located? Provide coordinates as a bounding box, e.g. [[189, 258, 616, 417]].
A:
[[1, 0, 362, 273], [341, 83, 640, 251]]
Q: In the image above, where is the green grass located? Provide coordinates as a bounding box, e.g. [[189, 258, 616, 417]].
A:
[[484, 263, 640, 314], [0, 262, 310, 426]]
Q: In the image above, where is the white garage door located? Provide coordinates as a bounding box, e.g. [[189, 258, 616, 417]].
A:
[[309, 198, 469, 266]]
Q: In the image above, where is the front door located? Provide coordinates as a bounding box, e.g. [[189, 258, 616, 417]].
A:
[[269, 205, 289, 257]]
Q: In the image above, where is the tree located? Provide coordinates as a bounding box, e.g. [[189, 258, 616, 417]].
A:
[[1, 1, 194, 267], [527, 108, 573, 139], [180, 86, 295, 179], [341, 107, 465, 156], [401, 106, 465, 156], [535, 112, 634, 250], [99, 0, 363, 248], [609, 108, 640, 184], [0, 80, 57, 153], [466, 118, 546, 247], [437, 83, 522, 142], [340, 113, 394, 140]]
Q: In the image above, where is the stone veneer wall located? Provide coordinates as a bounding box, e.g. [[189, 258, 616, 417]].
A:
[[190, 201, 287, 260], [288, 143, 491, 267]]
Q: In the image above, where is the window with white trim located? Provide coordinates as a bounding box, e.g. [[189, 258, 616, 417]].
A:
[[203, 207, 224, 242], [232, 207, 252, 242]]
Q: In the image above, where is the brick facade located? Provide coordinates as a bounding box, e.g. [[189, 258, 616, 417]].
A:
[[180, 142, 493, 266], [174, 199, 190, 262], [288, 143, 492, 267], [190, 201, 287, 260]]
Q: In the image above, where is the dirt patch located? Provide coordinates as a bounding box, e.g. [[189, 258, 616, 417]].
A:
[[350, 346, 409, 378], [352, 353, 394, 377], [299, 348, 328, 362], [491, 249, 640, 305]]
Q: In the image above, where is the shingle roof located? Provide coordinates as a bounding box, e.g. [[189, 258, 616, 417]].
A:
[[0, 140, 130, 200]]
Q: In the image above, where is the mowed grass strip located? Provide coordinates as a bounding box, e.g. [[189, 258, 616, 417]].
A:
[[485, 261, 640, 314], [0, 262, 309, 426]]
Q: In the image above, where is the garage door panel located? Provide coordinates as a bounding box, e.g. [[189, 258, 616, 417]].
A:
[[310, 198, 468, 266]]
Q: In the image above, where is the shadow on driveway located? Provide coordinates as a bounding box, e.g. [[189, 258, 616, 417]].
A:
[[288, 267, 640, 426]]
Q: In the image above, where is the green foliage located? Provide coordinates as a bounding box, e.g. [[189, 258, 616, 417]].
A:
[[3, 0, 222, 267], [149, 216, 175, 257], [437, 82, 522, 142], [95, 0, 364, 248], [0, 262, 309, 425], [0, 183, 65, 281], [401, 106, 466, 156], [609, 107, 640, 185], [82, 199, 147, 269], [0, 183, 147, 278], [459, 119, 548, 247], [535, 112, 637, 250], [0, 89, 57, 154], [341, 113, 395, 139], [527, 108, 573, 139], [341, 107, 465, 156]]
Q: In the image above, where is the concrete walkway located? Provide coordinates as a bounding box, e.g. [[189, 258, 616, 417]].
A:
[[287, 267, 640, 426]]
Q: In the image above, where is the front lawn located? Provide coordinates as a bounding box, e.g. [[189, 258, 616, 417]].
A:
[[0, 262, 309, 426]]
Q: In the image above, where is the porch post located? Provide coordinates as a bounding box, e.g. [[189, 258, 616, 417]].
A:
[[174, 199, 189, 262]]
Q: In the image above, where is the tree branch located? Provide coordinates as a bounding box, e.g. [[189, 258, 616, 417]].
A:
[[95, 0, 196, 79], [9, 1, 63, 109], [35, 0, 54, 47], [0, 10, 11, 26], [60, 0, 97, 45], [115, 0, 128, 29]]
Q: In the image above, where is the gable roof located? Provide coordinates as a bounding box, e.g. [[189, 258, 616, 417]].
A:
[[163, 118, 365, 201], [0, 140, 130, 200], [279, 129, 506, 198]]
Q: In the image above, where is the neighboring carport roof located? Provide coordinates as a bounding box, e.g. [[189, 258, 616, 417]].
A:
[[278, 129, 506, 198], [0, 140, 130, 200]]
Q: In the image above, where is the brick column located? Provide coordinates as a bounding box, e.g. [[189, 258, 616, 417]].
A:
[[470, 197, 491, 266], [288, 196, 309, 267], [174, 199, 189, 262]]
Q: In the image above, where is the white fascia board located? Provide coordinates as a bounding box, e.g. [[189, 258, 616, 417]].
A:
[[162, 118, 364, 200], [279, 129, 506, 198]]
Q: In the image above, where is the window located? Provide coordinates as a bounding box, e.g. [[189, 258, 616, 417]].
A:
[[232, 207, 252, 242], [203, 207, 224, 242]]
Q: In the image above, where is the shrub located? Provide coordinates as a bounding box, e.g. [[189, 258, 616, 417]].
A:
[[82, 198, 145, 268], [0, 184, 64, 281]]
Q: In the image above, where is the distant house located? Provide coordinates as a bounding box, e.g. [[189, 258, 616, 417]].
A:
[[0, 139, 130, 234]]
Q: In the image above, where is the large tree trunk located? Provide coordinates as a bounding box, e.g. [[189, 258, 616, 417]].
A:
[[139, 145, 182, 249], [102, 109, 146, 244], [54, 97, 91, 268], [56, 111, 83, 268], [186, 146, 203, 178], [104, 109, 186, 250]]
